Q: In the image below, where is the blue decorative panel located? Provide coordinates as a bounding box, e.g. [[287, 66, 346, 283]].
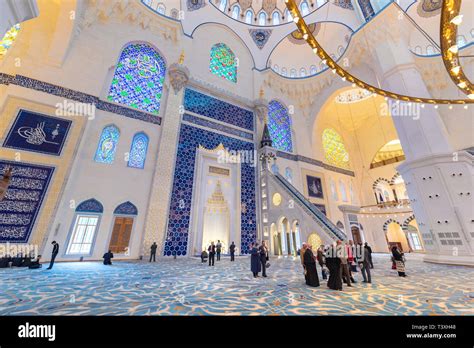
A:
[[183, 88, 254, 131], [249, 29, 272, 49], [107, 43, 166, 115], [164, 123, 256, 256], [358, 0, 375, 21], [128, 132, 149, 169], [0, 160, 54, 243], [114, 201, 138, 215], [182, 114, 253, 140], [268, 100, 293, 152], [76, 199, 103, 213], [3, 109, 71, 156], [94, 125, 120, 164]]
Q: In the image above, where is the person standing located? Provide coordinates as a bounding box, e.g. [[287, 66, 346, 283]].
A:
[[208, 242, 216, 266], [325, 243, 343, 291], [250, 242, 261, 278], [392, 246, 407, 277], [300, 243, 308, 283], [103, 250, 114, 265], [303, 245, 320, 287], [316, 245, 327, 280], [357, 243, 371, 283], [46, 241, 59, 270], [339, 241, 352, 287], [229, 241, 236, 261], [259, 241, 268, 278], [149, 242, 157, 262], [364, 242, 374, 268], [216, 240, 222, 261]]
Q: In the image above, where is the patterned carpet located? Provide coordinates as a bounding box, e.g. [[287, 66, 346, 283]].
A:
[[0, 254, 473, 316]]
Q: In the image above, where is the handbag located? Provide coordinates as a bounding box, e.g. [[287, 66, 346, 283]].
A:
[[265, 262, 270, 268]]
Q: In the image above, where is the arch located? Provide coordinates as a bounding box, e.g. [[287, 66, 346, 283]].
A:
[[258, 11, 266, 26], [76, 198, 104, 213], [231, 4, 240, 19], [300, 1, 310, 16], [337, 45, 345, 56], [273, 64, 279, 73], [322, 128, 350, 169], [426, 45, 435, 55], [300, 68, 307, 77], [310, 65, 317, 75], [290, 68, 296, 78], [385, 220, 409, 252], [270, 222, 279, 255], [284, 9, 293, 22], [209, 43, 237, 83], [114, 201, 138, 215], [414, 45, 422, 55], [370, 139, 405, 168], [372, 177, 394, 203], [245, 9, 253, 24], [336, 220, 344, 230], [94, 125, 120, 164], [218, 0, 227, 11], [128, 132, 149, 169], [285, 167, 293, 183], [107, 43, 166, 115], [271, 163, 279, 174], [339, 179, 348, 202], [330, 179, 338, 200], [268, 100, 293, 152], [272, 11, 281, 25], [281, 67, 287, 76], [156, 2, 166, 14]]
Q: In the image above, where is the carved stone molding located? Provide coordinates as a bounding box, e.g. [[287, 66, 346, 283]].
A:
[[168, 63, 190, 95]]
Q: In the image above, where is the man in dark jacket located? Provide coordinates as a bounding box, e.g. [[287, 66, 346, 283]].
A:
[[258, 241, 268, 277], [216, 240, 222, 261], [103, 250, 114, 265], [229, 241, 236, 261], [47, 241, 59, 270], [357, 243, 372, 283], [150, 242, 157, 262], [364, 242, 374, 268], [208, 242, 216, 266]]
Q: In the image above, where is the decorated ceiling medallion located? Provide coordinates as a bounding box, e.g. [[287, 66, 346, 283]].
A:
[[289, 23, 319, 45], [335, 88, 373, 103], [333, 0, 354, 10], [272, 192, 282, 206], [187, 0, 206, 11], [417, 0, 442, 18], [249, 29, 272, 49]]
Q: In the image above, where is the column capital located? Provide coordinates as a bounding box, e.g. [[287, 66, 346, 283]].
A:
[[254, 98, 269, 123], [168, 63, 190, 95]]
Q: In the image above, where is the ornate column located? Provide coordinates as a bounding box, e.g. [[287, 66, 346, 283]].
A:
[[368, 9, 473, 265], [141, 53, 189, 258]]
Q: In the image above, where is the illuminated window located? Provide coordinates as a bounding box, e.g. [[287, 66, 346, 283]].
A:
[[273, 64, 279, 73], [94, 125, 120, 164], [310, 65, 317, 74], [231, 5, 240, 19], [107, 43, 166, 114], [245, 10, 253, 24], [285, 9, 293, 22], [219, 0, 227, 11], [285, 167, 293, 183], [209, 43, 237, 83], [272, 12, 280, 25], [67, 215, 99, 255], [300, 68, 307, 77], [128, 132, 149, 169], [268, 100, 293, 152], [258, 12, 266, 25], [322, 128, 350, 169], [301, 1, 310, 15], [0, 24, 20, 59], [281, 67, 287, 76]]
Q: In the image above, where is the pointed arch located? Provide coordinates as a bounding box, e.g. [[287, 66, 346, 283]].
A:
[[128, 132, 149, 169], [209, 43, 237, 83], [94, 125, 120, 164], [268, 100, 293, 152], [114, 201, 138, 215], [107, 43, 166, 115], [76, 198, 104, 213]]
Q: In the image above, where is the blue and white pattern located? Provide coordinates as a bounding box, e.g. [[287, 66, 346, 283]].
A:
[[127, 132, 149, 169], [182, 114, 253, 140], [0, 255, 472, 315], [76, 199, 103, 213], [114, 201, 138, 215], [249, 29, 272, 49], [268, 100, 293, 153], [3, 109, 71, 156], [94, 125, 120, 164], [183, 89, 254, 131], [0, 161, 54, 243], [164, 123, 256, 256], [187, 0, 206, 11]]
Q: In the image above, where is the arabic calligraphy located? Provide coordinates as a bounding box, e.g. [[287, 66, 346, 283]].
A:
[[124, 54, 161, 78], [17, 122, 60, 146]]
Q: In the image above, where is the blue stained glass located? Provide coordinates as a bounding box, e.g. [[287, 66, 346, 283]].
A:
[[128, 132, 149, 169], [107, 43, 166, 114], [94, 125, 120, 164], [209, 43, 237, 83], [268, 100, 293, 152]]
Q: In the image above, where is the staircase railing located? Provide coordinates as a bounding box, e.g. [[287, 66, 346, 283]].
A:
[[270, 172, 347, 241]]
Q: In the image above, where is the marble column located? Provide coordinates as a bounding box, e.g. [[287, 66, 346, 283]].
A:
[[141, 61, 189, 258]]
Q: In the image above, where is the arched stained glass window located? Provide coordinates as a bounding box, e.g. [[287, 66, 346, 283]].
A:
[[268, 100, 293, 152], [95, 125, 120, 164], [245, 10, 253, 24], [300, 68, 307, 77], [258, 12, 266, 25], [209, 43, 237, 83], [281, 67, 287, 76], [285, 167, 293, 183], [290, 69, 296, 78], [219, 0, 227, 11], [128, 132, 149, 169], [272, 12, 280, 25], [107, 43, 166, 115], [322, 128, 350, 169], [231, 5, 240, 19], [285, 9, 293, 22], [339, 179, 348, 202], [310, 65, 317, 74], [301, 1, 310, 15], [0, 24, 20, 59]]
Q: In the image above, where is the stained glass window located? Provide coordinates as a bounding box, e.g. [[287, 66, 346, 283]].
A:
[[0, 24, 20, 59], [322, 128, 350, 169], [94, 125, 120, 164], [268, 100, 293, 152], [128, 132, 149, 169], [285, 167, 293, 183], [209, 43, 237, 83], [107, 43, 166, 115]]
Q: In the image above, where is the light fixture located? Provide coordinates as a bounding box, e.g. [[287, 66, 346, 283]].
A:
[[468, 94, 474, 100], [451, 66, 461, 75], [448, 45, 459, 54], [458, 81, 467, 88], [303, 33, 308, 40], [293, 16, 299, 23], [312, 48, 318, 54], [450, 15, 463, 25]]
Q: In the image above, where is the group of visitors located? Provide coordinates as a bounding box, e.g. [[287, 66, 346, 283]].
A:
[[299, 241, 375, 291], [201, 240, 237, 266], [249, 241, 269, 278]]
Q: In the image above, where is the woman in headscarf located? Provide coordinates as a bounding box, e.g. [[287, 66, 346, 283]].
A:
[[250, 242, 261, 278], [303, 244, 320, 287], [300, 243, 308, 283], [391, 246, 407, 277], [325, 242, 343, 290]]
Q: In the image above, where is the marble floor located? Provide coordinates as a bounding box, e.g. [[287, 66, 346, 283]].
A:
[[0, 253, 473, 316]]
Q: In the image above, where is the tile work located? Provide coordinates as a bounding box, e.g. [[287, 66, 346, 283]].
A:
[[182, 113, 253, 141], [0, 254, 472, 315], [0, 73, 161, 125], [164, 123, 256, 256], [183, 88, 254, 131], [0, 160, 55, 243]]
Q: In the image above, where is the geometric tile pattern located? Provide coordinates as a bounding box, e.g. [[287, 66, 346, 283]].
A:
[[209, 43, 237, 83], [268, 100, 293, 153], [0, 254, 472, 315], [0, 161, 55, 243], [164, 123, 256, 256], [182, 114, 253, 140], [322, 128, 350, 170], [183, 88, 254, 131]]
